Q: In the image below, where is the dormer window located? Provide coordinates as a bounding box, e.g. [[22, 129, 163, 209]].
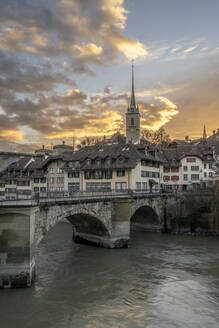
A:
[[118, 156, 124, 163], [97, 159, 101, 166], [87, 159, 91, 165], [106, 158, 111, 165]]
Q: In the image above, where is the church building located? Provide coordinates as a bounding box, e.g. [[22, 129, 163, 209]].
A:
[[126, 63, 140, 144]]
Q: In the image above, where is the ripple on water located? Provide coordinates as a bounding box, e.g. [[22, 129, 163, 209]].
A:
[[0, 224, 219, 328]]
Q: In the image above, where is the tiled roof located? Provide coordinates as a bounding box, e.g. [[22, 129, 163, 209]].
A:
[[80, 144, 162, 170], [162, 144, 213, 166], [6, 157, 32, 170]]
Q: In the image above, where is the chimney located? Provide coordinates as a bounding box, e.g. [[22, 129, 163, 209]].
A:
[[62, 140, 65, 145], [213, 130, 215, 135], [42, 144, 45, 150]]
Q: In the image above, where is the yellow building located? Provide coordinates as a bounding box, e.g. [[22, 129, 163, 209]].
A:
[[81, 144, 163, 192]]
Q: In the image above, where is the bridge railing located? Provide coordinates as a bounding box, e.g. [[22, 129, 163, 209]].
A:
[[0, 187, 213, 204]]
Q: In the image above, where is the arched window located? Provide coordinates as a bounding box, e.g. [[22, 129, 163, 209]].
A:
[[131, 118, 134, 126]]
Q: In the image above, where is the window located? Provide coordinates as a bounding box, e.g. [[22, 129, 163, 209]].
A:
[[163, 176, 169, 182], [106, 158, 111, 165], [68, 171, 80, 178], [40, 177, 46, 183], [96, 159, 101, 166], [34, 187, 39, 192], [209, 163, 213, 169], [142, 182, 147, 190], [152, 172, 160, 178], [131, 118, 134, 126], [57, 177, 64, 184], [184, 174, 188, 181], [85, 171, 91, 179], [34, 178, 39, 183], [171, 176, 179, 181], [191, 174, 199, 181], [136, 182, 141, 190], [87, 159, 91, 165], [204, 172, 207, 178], [115, 182, 127, 191], [183, 166, 188, 171], [86, 182, 111, 192], [171, 168, 179, 173], [105, 170, 112, 179], [40, 187, 46, 192], [6, 188, 16, 193], [57, 168, 63, 173], [117, 169, 125, 177], [204, 164, 207, 169], [68, 183, 80, 192], [164, 167, 170, 173], [141, 171, 159, 178], [50, 168, 54, 173], [50, 177, 55, 184], [95, 170, 102, 179], [209, 172, 213, 178], [186, 158, 196, 162], [191, 166, 199, 171]]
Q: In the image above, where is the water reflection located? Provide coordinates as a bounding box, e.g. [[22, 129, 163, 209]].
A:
[[0, 223, 219, 328]]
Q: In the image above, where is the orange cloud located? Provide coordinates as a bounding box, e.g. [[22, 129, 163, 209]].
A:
[[0, 129, 24, 141]]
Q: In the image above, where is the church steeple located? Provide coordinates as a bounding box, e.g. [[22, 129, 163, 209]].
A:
[[126, 62, 140, 144], [128, 61, 139, 113], [130, 61, 136, 110], [203, 125, 207, 139]]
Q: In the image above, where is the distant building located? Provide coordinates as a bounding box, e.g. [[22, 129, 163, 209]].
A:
[[162, 144, 215, 190], [35, 145, 53, 156], [53, 141, 74, 155], [126, 63, 140, 144]]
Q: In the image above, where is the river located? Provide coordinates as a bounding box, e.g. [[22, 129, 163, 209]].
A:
[[1, 222, 219, 328]]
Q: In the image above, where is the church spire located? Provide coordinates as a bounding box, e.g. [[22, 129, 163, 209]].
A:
[[203, 125, 207, 139], [130, 60, 136, 109], [129, 60, 138, 112]]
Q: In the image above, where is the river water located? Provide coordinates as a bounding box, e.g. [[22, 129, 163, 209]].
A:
[[1, 222, 219, 328]]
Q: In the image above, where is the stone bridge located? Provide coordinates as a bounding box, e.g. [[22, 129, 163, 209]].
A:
[[0, 191, 214, 288]]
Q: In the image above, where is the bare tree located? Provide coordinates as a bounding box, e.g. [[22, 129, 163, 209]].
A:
[[141, 127, 171, 147]]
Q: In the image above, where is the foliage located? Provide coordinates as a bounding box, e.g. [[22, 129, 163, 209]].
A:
[[141, 127, 171, 147]]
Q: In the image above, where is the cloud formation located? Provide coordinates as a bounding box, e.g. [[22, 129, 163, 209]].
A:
[[0, 0, 150, 150]]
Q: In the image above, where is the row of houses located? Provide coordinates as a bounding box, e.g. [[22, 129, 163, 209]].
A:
[[0, 144, 162, 200], [0, 141, 218, 200]]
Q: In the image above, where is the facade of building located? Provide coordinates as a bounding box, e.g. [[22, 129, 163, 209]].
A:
[[81, 144, 163, 192], [162, 144, 215, 190]]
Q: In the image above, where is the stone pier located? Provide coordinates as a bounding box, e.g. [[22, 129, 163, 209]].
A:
[[72, 199, 131, 248], [0, 208, 36, 288]]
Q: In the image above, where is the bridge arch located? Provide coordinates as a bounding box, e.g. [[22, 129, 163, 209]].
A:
[[66, 212, 110, 246], [130, 199, 163, 232]]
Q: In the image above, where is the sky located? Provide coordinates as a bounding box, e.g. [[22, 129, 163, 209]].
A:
[[1, 0, 219, 152]]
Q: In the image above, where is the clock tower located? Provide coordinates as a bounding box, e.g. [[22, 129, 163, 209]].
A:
[[126, 62, 140, 144]]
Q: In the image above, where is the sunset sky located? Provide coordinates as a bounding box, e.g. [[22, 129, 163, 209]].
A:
[[1, 0, 219, 152]]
